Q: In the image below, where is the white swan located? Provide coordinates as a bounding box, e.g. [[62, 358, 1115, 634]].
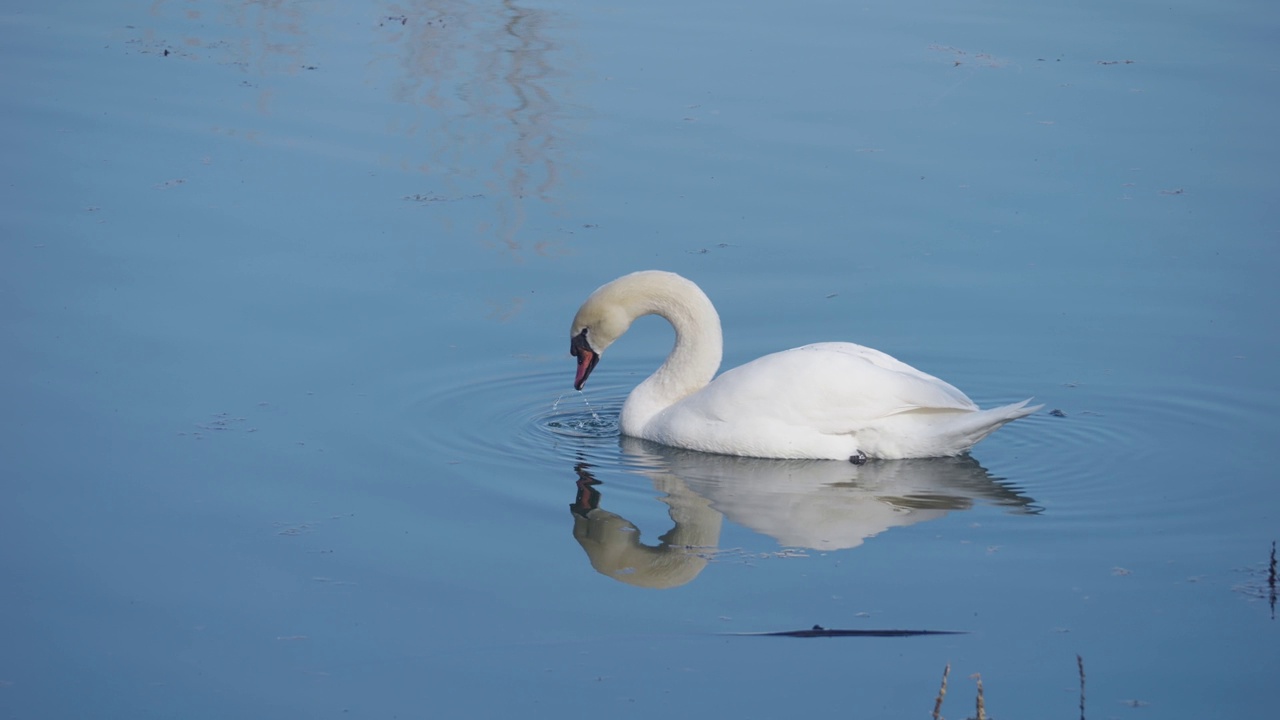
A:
[[570, 270, 1040, 461]]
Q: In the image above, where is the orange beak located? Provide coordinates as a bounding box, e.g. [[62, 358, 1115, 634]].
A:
[[570, 330, 599, 390]]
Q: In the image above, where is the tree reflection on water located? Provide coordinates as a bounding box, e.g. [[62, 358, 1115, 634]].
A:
[[141, 0, 576, 259]]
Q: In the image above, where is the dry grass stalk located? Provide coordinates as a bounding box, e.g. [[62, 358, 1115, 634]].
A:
[[1269, 541, 1277, 619], [973, 673, 986, 720], [1077, 654, 1086, 720], [931, 663, 950, 720]]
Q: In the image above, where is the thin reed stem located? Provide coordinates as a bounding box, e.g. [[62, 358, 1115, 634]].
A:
[[931, 663, 950, 720]]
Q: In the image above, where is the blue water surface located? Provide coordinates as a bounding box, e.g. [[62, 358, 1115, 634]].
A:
[[3, 1, 1278, 718]]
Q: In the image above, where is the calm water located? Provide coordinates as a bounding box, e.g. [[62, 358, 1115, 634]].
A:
[[3, 1, 1278, 718]]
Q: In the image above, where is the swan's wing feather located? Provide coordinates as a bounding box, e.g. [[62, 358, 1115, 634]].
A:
[[797, 342, 978, 412], [681, 342, 978, 433]]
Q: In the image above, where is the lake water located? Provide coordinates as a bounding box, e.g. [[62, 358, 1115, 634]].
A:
[[3, 1, 1277, 718]]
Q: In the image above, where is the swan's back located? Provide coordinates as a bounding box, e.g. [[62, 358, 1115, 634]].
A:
[[635, 342, 1037, 460], [668, 342, 976, 427]]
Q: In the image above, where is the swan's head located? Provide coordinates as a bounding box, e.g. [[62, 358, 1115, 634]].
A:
[[569, 289, 634, 390], [570, 270, 713, 391]]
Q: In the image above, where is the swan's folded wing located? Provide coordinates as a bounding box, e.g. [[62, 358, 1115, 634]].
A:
[[798, 343, 978, 413], [690, 342, 979, 434]]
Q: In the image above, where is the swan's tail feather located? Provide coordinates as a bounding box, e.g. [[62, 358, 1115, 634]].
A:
[[947, 398, 1042, 451], [867, 398, 1041, 459]]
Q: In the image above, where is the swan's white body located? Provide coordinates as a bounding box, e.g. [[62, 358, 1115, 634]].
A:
[[570, 271, 1039, 461]]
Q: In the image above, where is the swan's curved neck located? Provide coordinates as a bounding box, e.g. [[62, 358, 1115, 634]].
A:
[[649, 292, 723, 396], [622, 277, 723, 429]]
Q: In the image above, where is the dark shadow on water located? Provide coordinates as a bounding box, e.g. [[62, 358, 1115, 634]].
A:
[[568, 438, 1039, 588]]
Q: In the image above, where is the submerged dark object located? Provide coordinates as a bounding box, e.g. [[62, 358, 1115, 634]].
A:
[[726, 624, 966, 638]]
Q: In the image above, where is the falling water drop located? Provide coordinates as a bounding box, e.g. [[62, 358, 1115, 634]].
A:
[[579, 392, 602, 423]]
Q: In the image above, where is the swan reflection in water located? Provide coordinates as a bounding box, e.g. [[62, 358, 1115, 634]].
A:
[[570, 438, 1039, 588]]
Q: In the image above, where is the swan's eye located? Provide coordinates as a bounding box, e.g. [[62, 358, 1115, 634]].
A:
[[570, 328, 591, 356]]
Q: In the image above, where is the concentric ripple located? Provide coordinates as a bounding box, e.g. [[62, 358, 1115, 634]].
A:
[[979, 373, 1276, 528], [400, 365, 647, 472], [539, 401, 620, 440]]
